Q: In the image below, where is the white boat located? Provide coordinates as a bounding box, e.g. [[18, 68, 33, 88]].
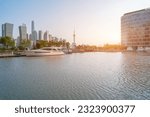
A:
[[25, 47, 65, 57]]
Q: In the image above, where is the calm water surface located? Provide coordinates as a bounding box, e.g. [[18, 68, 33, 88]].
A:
[[0, 52, 150, 100]]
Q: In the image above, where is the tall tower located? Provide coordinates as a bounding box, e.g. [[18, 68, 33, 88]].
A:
[[73, 29, 76, 44], [72, 29, 76, 48], [39, 30, 42, 40], [31, 20, 35, 33], [31, 20, 37, 41]]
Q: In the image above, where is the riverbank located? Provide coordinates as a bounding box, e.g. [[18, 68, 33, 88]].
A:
[[0, 51, 25, 58], [0, 53, 23, 58], [1, 49, 149, 58], [72, 49, 125, 53]]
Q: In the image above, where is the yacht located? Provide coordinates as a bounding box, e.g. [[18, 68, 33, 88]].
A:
[[25, 47, 65, 57]]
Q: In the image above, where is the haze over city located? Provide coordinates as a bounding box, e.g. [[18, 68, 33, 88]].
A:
[[0, 0, 149, 45]]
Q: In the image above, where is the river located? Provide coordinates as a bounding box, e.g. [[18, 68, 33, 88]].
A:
[[0, 52, 150, 100]]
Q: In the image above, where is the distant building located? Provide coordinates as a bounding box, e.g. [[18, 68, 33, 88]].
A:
[[60, 38, 63, 42], [39, 30, 43, 40], [2, 23, 13, 38], [44, 31, 49, 41], [31, 20, 37, 41], [2, 25, 4, 37], [31, 20, 35, 34], [54, 37, 59, 42], [29, 34, 32, 40], [51, 36, 55, 41], [32, 30, 37, 41], [15, 36, 20, 47], [121, 8, 150, 50], [19, 24, 27, 40], [72, 30, 76, 48], [26, 33, 29, 40], [49, 34, 52, 41]]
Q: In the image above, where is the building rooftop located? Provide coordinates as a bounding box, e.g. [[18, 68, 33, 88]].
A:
[[124, 8, 150, 16]]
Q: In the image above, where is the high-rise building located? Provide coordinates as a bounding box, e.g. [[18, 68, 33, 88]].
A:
[[2, 23, 13, 38], [29, 34, 32, 40], [19, 24, 27, 40], [44, 31, 49, 41], [31, 20, 38, 41], [26, 33, 29, 40], [32, 30, 37, 41], [121, 8, 150, 50], [31, 20, 35, 33], [16, 36, 20, 47], [2, 24, 5, 37], [39, 30, 43, 40], [49, 34, 52, 41]]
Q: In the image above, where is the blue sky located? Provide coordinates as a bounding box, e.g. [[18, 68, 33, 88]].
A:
[[0, 0, 150, 45]]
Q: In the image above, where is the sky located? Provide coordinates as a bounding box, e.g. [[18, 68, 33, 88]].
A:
[[0, 0, 150, 45]]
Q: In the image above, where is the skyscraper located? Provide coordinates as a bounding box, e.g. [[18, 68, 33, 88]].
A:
[[44, 31, 49, 41], [39, 30, 43, 40], [2, 23, 13, 38], [2, 24, 5, 37], [19, 24, 27, 40], [31, 20, 37, 41], [31, 20, 35, 33], [26, 33, 29, 40], [29, 34, 32, 40], [32, 30, 38, 41]]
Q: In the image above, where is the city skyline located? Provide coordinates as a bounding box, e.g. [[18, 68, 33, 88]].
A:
[[0, 0, 149, 45]]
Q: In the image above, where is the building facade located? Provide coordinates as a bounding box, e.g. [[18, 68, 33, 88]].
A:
[[44, 31, 49, 41], [32, 30, 37, 41], [121, 8, 150, 50], [19, 24, 27, 40], [31, 20, 35, 33], [2, 23, 14, 38], [39, 30, 42, 40]]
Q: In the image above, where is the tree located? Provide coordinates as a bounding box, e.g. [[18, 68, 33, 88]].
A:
[[0, 36, 15, 49], [66, 42, 70, 49], [36, 40, 48, 49], [18, 39, 31, 50]]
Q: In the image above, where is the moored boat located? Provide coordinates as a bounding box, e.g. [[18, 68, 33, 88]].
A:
[[25, 47, 65, 57]]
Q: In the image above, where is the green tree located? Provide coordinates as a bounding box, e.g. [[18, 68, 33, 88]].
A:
[[18, 39, 31, 50], [36, 40, 48, 49], [0, 36, 15, 49], [66, 42, 70, 49]]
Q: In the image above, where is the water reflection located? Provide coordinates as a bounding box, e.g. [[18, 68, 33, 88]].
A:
[[0, 52, 150, 100]]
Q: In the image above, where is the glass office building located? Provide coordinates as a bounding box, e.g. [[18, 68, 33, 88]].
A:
[[121, 8, 150, 50], [2, 23, 13, 38], [19, 24, 27, 40], [39, 30, 42, 40]]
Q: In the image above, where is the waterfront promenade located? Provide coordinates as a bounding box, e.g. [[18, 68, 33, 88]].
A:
[[0, 52, 21, 58]]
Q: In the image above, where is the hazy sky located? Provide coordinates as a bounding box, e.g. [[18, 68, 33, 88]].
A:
[[0, 0, 150, 45]]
